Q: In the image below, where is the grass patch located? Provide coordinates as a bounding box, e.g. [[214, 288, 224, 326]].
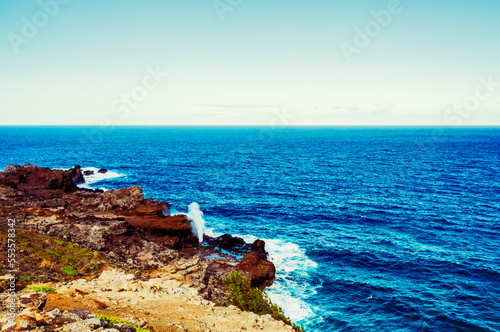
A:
[[90, 262, 98, 269], [223, 270, 305, 332], [45, 249, 61, 257], [23, 286, 57, 293], [93, 314, 151, 332], [67, 243, 93, 257], [21, 276, 32, 282], [61, 266, 78, 276], [63, 256, 78, 264], [0, 228, 113, 284]]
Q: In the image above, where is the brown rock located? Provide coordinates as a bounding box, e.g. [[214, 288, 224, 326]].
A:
[[15, 315, 38, 331], [0, 164, 82, 194], [135, 200, 170, 217], [126, 214, 192, 237], [70, 289, 88, 297], [101, 186, 144, 210], [89, 298, 108, 309], [0, 185, 23, 200], [237, 240, 276, 290], [17, 291, 48, 310], [206, 234, 247, 252], [0, 275, 15, 293], [135, 204, 164, 217], [5, 164, 22, 172], [0, 164, 277, 305], [35, 312, 54, 325]]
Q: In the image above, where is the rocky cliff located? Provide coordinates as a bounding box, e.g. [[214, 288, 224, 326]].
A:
[[0, 164, 276, 303]]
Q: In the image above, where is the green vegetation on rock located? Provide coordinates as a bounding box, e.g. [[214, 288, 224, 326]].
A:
[[93, 314, 151, 332], [67, 243, 93, 257], [21, 276, 32, 282], [223, 270, 305, 332], [45, 249, 61, 257], [0, 228, 107, 284], [63, 255, 78, 264], [61, 266, 78, 276], [23, 286, 57, 293]]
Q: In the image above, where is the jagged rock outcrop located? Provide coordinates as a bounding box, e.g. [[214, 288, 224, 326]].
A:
[[0, 164, 83, 194], [0, 164, 276, 302], [99, 186, 144, 211], [206, 234, 248, 252], [25, 215, 130, 251], [237, 240, 276, 290]]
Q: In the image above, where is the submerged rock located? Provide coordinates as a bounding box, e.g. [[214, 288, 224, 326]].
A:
[[206, 234, 248, 252]]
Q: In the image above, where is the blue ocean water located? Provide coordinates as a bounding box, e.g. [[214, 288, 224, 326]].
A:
[[1, 126, 499, 332]]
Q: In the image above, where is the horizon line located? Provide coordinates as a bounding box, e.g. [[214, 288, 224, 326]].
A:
[[1, 125, 500, 128]]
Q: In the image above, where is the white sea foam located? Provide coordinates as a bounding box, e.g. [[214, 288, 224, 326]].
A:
[[172, 204, 213, 242], [266, 277, 316, 323], [142, 207, 317, 323], [204, 227, 223, 238], [77, 167, 125, 190], [187, 202, 205, 243], [233, 233, 318, 323], [65, 167, 316, 323], [171, 212, 223, 240]]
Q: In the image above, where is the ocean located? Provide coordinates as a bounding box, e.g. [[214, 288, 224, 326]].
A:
[[1, 126, 499, 332]]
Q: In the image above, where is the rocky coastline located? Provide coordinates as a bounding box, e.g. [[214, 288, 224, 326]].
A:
[[0, 164, 289, 332]]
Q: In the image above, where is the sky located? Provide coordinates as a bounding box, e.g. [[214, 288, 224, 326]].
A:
[[0, 0, 499, 126]]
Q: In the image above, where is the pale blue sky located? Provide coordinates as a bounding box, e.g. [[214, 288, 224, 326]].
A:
[[0, 0, 499, 125]]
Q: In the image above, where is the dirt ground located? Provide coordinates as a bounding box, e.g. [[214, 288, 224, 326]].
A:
[[40, 271, 294, 332]]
